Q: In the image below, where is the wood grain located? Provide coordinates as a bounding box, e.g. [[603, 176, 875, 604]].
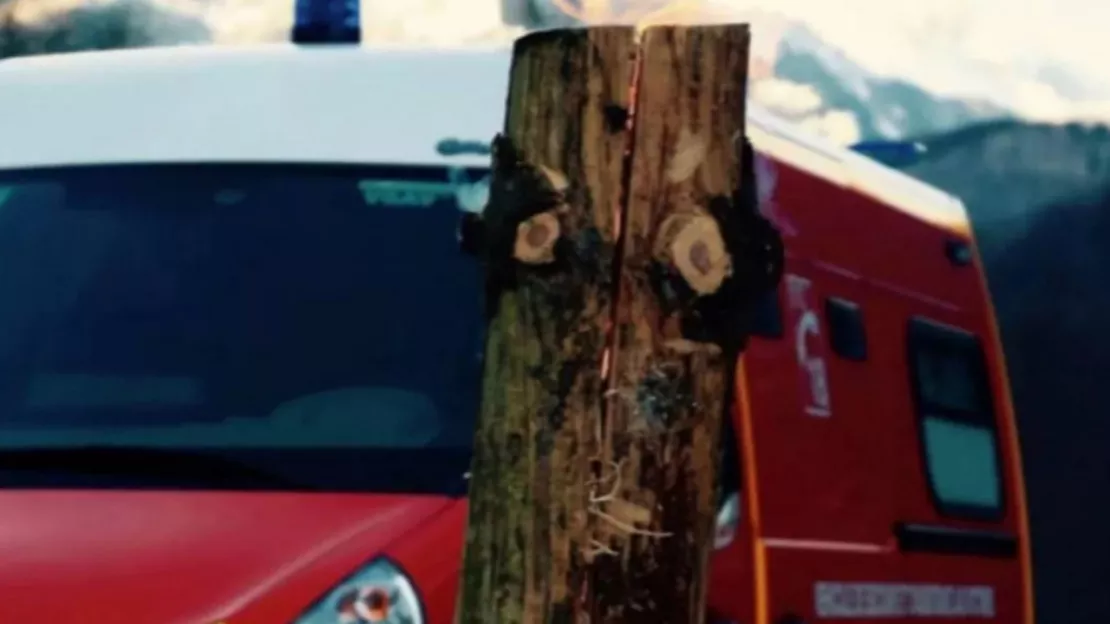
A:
[[456, 26, 637, 624], [589, 24, 751, 624]]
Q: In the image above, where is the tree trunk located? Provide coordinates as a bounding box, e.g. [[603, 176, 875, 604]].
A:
[[457, 23, 781, 624], [455, 26, 637, 624], [586, 23, 784, 623]]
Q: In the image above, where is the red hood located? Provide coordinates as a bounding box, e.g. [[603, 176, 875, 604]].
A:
[[0, 490, 453, 624]]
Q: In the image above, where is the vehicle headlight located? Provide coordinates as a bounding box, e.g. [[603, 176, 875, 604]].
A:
[[296, 557, 425, 624]]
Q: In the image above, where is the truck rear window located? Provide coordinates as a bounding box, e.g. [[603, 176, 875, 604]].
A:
[[907, 318, 1004, 520], [0, 163, 489, 494]]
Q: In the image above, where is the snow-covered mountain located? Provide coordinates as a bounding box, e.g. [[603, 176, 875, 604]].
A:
[[496, 1, 1020, 145], [750, 21, 1011, 144]]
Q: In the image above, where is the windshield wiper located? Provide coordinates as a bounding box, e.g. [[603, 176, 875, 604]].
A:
[[0, 445, 315, 491]]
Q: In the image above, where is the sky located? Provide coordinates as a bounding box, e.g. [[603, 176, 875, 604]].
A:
[[11, 0, 1110, 123], [738, 0, 1110, 122], [192, 0, 1110, 123]]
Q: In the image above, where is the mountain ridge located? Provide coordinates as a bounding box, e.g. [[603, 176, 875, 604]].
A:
[[756, 20, 1013, 144]]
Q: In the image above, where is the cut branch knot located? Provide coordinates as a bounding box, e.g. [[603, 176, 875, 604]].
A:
[[459, 135, 568, 262], [460, 134, 580, 319], [644, 134, 786, 353], [654, 210, 732, 295], [514, 210, 561, 264]]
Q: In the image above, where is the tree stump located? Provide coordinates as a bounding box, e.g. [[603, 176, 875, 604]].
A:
[[457, 23, 783, 624]]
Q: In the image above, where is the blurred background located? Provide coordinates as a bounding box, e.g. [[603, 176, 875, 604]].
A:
[[1, 0, 1107, 621]]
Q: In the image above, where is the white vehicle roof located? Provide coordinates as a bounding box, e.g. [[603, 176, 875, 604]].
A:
[[0, 42, 969, 234]]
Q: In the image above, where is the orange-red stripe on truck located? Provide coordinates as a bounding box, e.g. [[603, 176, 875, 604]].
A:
[[735, 356, 769, 624], [975, 250, 1036, 624]]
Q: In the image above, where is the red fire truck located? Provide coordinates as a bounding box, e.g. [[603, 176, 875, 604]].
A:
[[0, 4, 1032, 624]]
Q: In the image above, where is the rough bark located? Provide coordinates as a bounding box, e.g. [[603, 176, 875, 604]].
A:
[[590, 25, 771, 624], [457, 23, 782, 624], [456, 26, 637, 624]]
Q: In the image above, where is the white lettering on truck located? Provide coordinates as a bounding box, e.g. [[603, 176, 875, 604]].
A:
[[785, 273, 832, 417]]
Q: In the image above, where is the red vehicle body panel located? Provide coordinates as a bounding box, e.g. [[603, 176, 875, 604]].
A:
[[0, 492, 455, 623], [734, 149, 1033, 624]]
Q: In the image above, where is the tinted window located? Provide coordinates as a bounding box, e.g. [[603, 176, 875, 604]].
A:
[[914, 347, 987, 415], [0, 164, 489, 494], [751, 288, 783, 339], [826, 297, 867, 361], [719, 406, 741, 500], [920, 417, 1002, 510], [908, 318, 1003, 519]]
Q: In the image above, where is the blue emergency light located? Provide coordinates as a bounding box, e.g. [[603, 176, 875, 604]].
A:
[[292, 0, 360, 45]]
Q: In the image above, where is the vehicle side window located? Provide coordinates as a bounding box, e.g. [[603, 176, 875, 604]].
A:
[[907, 318, 1004, 520], [826, 297, 867, 361]]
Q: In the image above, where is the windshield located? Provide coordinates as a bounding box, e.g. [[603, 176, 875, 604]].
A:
[[0, 163, 490, 494]]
